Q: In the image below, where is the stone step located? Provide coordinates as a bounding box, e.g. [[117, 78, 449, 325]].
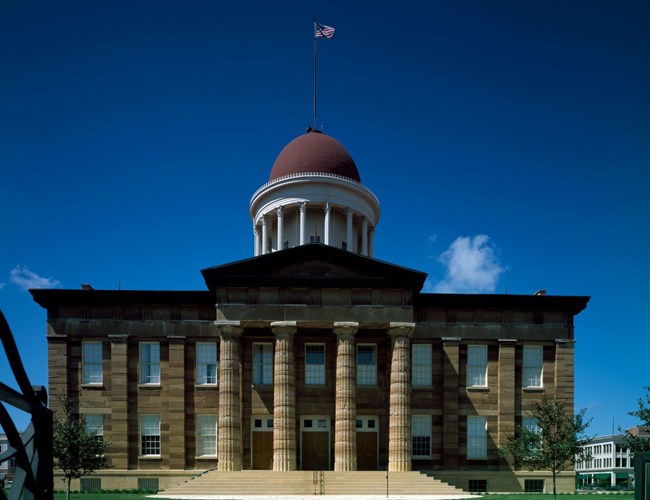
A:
[[159, 470, 466, 496]]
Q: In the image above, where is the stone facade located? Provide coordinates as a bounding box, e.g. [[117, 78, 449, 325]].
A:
[[32, 244, 589, 493]]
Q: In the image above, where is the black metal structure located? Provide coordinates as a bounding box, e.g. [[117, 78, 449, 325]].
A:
[[0, 310, 53, 500]]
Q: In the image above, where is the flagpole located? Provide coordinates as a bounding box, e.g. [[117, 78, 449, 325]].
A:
[[313, 17, 317, 130]]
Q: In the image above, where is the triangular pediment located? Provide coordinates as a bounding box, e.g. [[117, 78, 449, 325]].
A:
[[201, 243, 427, 291]]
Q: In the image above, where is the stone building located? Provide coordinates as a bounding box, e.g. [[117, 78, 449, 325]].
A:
[[31, 130, 589, 493]]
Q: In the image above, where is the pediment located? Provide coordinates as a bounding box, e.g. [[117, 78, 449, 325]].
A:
[[201, 243, 426, 291]]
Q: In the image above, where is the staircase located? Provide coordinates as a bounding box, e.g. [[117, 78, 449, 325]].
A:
[[157, 470, 468, 497]]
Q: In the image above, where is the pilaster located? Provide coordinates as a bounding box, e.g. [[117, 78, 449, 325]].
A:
[[271, 321, 297, 471], [109, 334, 129, 469], [554, 339, 575, 405], [277, 207, 284, 251], [299, 202, 307, 245], [497, 339, 516, 466], [388, 322, 414, 471], [442, 337, 460, 469], [334, 321, 358, 471], [167, 335, 186, 469], [216, 321, 243, 471]]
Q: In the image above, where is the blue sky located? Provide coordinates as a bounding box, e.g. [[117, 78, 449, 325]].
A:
[[1, 0, 648, 437]]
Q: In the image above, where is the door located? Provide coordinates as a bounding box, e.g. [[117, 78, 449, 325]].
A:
[[356, 416, 379, 470], [301, 416, 330, 470], [252, 416, 274, 470]]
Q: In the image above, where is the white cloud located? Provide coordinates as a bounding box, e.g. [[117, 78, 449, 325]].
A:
[[426, 235, 505, 293], [9, 266, 62, 290]]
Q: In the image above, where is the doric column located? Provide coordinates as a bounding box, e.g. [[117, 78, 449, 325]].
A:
[[346, 208, 354, 252], [299, 202, 307, 245], [167, 336, 186, 469], [334, 322, 359, 471], [497, 339, 516, 456], [254, 225, 260, 256], [442, 337, 460, 469], [324, 202, 331, 245], [277, 207, 284, 251], [216, 321, 243, 471], [361, 217, 369, 256], [388, 322, 414, 471], [261, 215, 268, 255], [108, 334, 129, 469], [271, 321, 297, 471]]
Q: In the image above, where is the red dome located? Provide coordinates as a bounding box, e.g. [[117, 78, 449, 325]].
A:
[[269, 131, 361, 183]]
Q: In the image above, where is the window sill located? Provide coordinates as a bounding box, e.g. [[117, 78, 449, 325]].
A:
[[412, 385, 433, 390], [523, 386, 545, 392], [196, 455, 218, 460], [467, 386, 489, 392], [195, 384, 218, 389], [138, 384, 162, 389], [139, 455, 162, 460], [466, 456, 488, 461], [81, 384, 105, 390]]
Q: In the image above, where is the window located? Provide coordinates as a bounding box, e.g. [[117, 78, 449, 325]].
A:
[[80, 478, 101, 492], [140, 415, 161, 456], [196, 343, 217, 385], [467, 345, 487, 387], [137, 478, 159, 491], [196, 415, 217, 456], [253, 343, 273, 385], [523, 346, 543, 388], [412, 344, 432, 387], [467, 416, 487, 459], [84, 415, 104, 437], [525, 479, 544, 493], [82, 342, 103, 385], [305, 344, 325, 385], [523, 417, 540, 434], [140, 342, 160, 385], [468, 479, 488, 493], [412, 415, 432, 458], [357, 344, 377, 386]]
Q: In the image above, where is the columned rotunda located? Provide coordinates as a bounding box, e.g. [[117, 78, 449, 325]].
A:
[[31, 129, 589, 494], [250, 130, 379, 256]]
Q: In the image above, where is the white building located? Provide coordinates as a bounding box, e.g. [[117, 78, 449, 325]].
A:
[[576, 433, 640, 490]]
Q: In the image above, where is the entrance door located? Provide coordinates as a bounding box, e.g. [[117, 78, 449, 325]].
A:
[[301, 416, 330, 470], [252, 417, 273, 470], [356, 416, 379, 470]]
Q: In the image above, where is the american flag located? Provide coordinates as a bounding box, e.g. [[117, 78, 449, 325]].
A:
[[314, 22, 335, 39]]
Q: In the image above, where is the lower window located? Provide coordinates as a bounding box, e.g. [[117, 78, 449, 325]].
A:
[[140, 414, 161, 456], [80, 478, 101, 492], [525, 479, 545, 493], [411, 415, 432, 458], [468, 479, 488, 493], [137, 478, 160, 491]]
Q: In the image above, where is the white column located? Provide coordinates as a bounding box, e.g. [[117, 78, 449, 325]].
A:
[[361, 217, 369, 256], [254, 225, 260, 256], [324, 202, 331, 245], [299, 202, 307, 245], [369, 227, 375, 257], [346, 208, 353, 252], [261, 215, 268, 255], [277, 207, 284, 251]]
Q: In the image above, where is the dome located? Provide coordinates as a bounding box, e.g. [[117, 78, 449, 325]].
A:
[[269, 130, 361, 183]]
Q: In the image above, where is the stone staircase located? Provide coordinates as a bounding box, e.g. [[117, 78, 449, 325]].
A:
[[157, 470, 467, 497]]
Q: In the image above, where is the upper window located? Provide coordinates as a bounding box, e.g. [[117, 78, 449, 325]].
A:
[[196, 342, 217, 385], [196, 414, 217, 456], [467, 415, 487, 459], [252, 343, 273, 385], [140, 414, 161, 456], [412, 344, 432, 387], [467, 345, 487, 388], [140, 342, 160, 385], [357, 344, 377, 386], [523, 346, 543, 388], [305, 344, 325, 385], [82, 342, 103, 385], [412, 415, 432, 458]]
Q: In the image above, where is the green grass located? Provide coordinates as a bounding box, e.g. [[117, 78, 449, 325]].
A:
[[484, 495, 633, 500], [53, 494, 152, 500]]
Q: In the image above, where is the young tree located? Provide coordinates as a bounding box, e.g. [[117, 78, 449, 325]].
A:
[[499, 396, 592, 500], [622, 386, 650, 453], [52, 400, 109, 500]]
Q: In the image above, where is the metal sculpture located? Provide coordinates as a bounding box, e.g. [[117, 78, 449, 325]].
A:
[[0, 310, 53, 500]]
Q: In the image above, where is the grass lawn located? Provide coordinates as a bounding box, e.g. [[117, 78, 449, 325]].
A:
[[54, 494, 152, 500], [484, 496, 633, 500]]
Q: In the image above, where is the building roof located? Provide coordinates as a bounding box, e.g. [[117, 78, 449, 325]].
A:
[[268, 130, 361, 183]]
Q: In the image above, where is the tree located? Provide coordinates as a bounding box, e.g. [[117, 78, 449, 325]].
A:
[[499, 396, 592, 500], [622, 386, 650, 453], [52, 400, 109, 500]]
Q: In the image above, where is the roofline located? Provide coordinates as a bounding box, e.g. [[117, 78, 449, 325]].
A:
[[416, 293, 590, 314], [30, 289, 212, 309]]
